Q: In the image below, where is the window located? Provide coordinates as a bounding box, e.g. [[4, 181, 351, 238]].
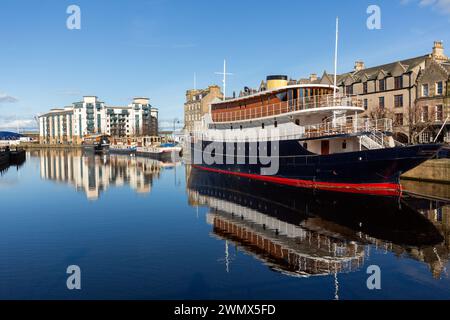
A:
[[379, 79, 386, 91], [363, 99, 368, 110], [342, 141, 347, 149], [436, 81, 443, 95], [379, 97, 385, 109], [363, 82, 368, 94], [274, 121, 278, 128], [420, 132, 430, 144], [421, 106, 429, 122], [422, 84, 429, 97], [394, 95, 403, 108], [262, 123, 265, 129], [395, 114, 403, 126], [346, 85, 353, 95], [436, 105, 443, 122], [394, 76, 403, 90]]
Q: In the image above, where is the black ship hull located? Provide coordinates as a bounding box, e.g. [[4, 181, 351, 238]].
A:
[[191, 139, 443, 196]]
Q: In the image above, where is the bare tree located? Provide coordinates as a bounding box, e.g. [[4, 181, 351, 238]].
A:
[[408, 106, 436, 144]]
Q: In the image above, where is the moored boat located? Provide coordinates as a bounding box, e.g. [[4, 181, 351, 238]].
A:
[[0, 148, 10, 167], [109, 144, 137, 155], [135, 136, 182, 161], [189, 76, 443, 196], [82, 135, 110, 153]]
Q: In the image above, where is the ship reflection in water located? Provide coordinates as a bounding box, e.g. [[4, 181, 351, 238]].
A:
[[30, 149, 177, 200], [187, 166, 450, 281]]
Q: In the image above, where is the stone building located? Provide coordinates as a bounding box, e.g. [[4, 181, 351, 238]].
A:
[[415, 56, 450, 143], [184, 85, 223, 133], [39, 96, 158, 144], [315, 41, 450, 143]]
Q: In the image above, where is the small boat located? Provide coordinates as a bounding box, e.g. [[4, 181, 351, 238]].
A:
[[82, 135, 110, 153], [136, 142, 182, 162], [109, 144, 137, 155], [10, 148, 26, 164], [0, 148, 10, 167]]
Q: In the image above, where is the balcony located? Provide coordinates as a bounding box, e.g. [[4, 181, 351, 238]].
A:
[[212, 94, 363, 123]]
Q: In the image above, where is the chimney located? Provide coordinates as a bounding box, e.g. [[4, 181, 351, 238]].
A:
[[432, 41, 447, 62], [309, 73, 318, 82], [354, 61, 365, 71]]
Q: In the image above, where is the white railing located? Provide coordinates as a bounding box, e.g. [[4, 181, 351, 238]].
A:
[[211, 94, 363, 123], [303, 117, 392, 139], [193, 117, 393, 143]]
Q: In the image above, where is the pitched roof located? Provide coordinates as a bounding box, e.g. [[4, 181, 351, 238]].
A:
[[336, 55, 429, 85]]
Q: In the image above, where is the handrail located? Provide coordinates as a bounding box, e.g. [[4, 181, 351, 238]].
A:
[[193, 117, 393, 143], [211, 94, 363, 123]]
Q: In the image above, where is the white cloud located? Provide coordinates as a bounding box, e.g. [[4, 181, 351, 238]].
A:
[[0, 93, 18, 104], [403, 0, 450, 15], [0, 119, 36, 131]]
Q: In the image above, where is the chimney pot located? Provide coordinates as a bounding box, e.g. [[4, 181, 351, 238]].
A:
[[432, 40, 447, 62]]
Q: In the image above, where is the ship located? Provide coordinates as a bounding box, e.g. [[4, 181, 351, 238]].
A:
[[189, 75, 444, 196]]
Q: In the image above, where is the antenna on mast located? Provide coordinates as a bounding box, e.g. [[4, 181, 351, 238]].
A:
[[215, 60, 233, 101], [333, 17, 339, 99]]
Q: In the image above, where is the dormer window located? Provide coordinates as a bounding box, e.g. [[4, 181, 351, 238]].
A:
[[422, 84, 429, 97], [379, 79, 386, 92], [394, 76, 403, 90], [436, 81, 443, 95], [346, 85, 353, 95]]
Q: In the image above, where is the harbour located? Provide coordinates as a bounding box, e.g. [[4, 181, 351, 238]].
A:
[[1, 0, 450, 304], [1, 149, 450, 299]]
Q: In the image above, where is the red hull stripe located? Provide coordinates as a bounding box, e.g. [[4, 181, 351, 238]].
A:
[[192, 165, 402, 196]]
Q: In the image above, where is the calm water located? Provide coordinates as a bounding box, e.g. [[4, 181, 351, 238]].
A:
[[1, 149, 450, 300]]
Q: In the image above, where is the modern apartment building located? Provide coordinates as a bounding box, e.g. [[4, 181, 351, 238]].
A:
[[184, 85, 223, 133], [39, 96, 158, 144]]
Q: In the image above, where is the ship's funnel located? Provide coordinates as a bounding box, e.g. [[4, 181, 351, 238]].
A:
[[266, 75, 288, 90]]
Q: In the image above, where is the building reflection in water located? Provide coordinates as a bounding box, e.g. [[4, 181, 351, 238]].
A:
[[31, 149, 176, 200], [186, 165, 450, 283]]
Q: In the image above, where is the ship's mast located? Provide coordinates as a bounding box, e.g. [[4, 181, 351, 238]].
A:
[[333, 17, 339, 99], [216, 60, 233, 101], [332, 17, 339, 126]]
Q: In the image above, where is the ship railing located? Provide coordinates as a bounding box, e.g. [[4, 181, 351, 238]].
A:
[[193, 117, 393, 143], [303, 117, 393, 139], [211, 94, 363, 123]]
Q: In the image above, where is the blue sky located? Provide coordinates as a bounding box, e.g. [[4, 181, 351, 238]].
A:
[[0, 0, 449, 131]]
